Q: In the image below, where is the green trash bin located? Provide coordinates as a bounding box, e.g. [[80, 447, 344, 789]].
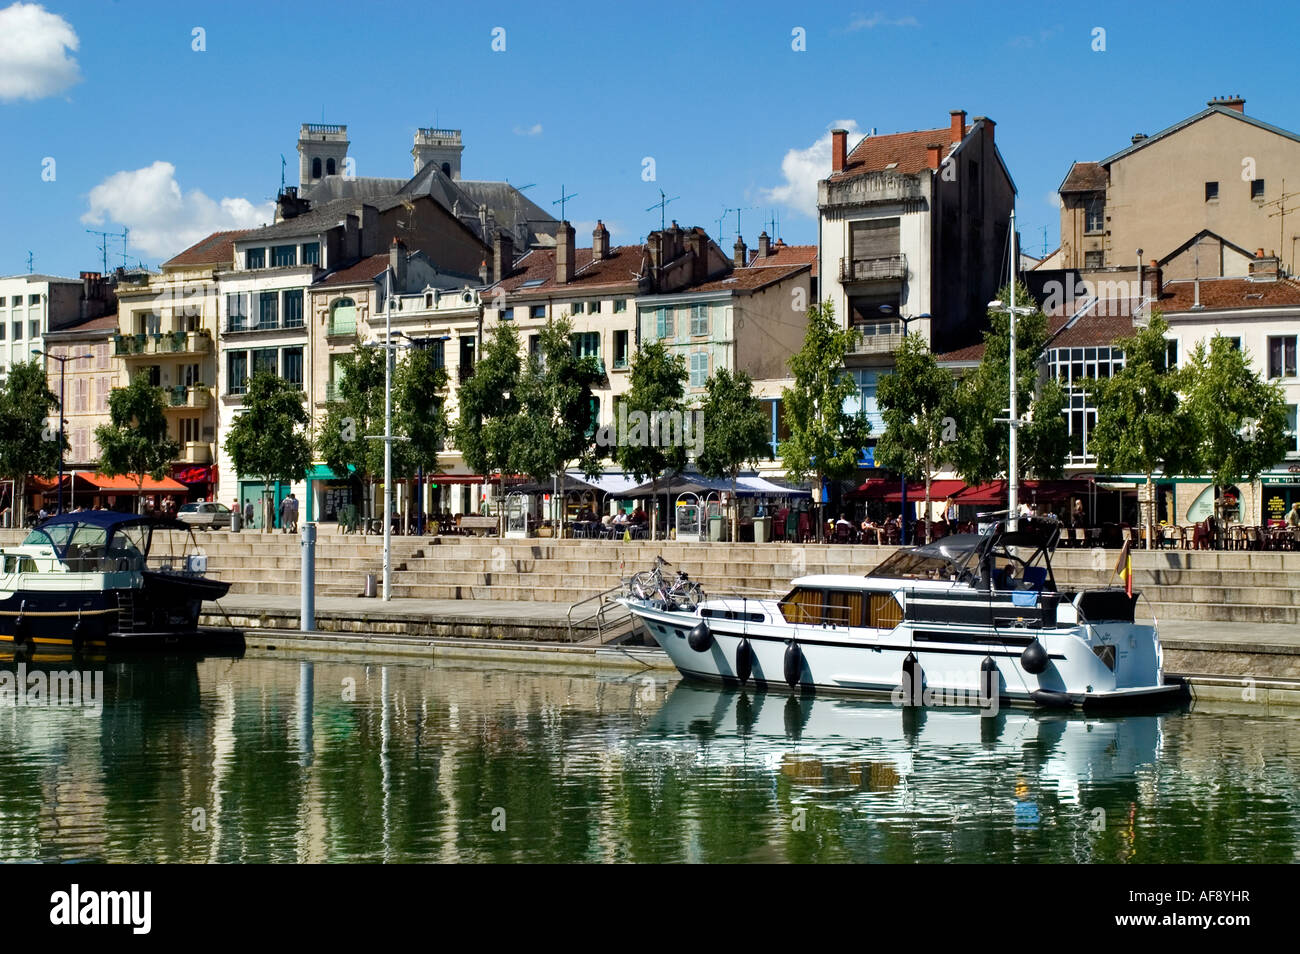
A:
[[708, 514, 725, 542]]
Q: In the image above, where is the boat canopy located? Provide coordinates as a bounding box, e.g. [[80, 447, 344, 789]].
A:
[[20, 513, 193, 572], [867, 524, 1059, 590]]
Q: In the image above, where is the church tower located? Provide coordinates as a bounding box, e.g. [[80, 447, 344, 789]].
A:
[[412, 127, 463, 180], [297, 123, 350, 187]]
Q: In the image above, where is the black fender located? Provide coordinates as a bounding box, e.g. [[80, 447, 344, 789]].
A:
[[735, 638, 753, 684], [783, 639, 802, 688], [686, 621, 712, 653], [1020, 639, 1049, 675]]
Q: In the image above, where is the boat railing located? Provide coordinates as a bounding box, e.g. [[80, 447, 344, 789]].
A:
[[567, 584, 634, 643]]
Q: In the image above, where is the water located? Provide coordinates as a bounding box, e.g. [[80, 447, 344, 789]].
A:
[[1, 652, 1297, 863]]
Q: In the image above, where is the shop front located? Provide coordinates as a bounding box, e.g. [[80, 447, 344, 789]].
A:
[[1262, 472, 1300, 524]]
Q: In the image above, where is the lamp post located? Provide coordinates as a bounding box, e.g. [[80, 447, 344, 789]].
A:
[[33, 348, 95, 515], [365, 274, 410, 601], [877, 306, 931, 545]]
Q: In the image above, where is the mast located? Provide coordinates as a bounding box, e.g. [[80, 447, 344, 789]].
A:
[[1008, 208, 1019, 530]]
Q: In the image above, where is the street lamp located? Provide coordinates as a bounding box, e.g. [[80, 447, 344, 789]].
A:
[[877, 306, 931, 546], [33, 348, 95, 515]]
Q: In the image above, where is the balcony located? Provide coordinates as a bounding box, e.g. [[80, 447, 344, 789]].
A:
[[848, 321, 904, 356], [166, 385, 211, 409], [182, 441, 212, 464], [840, 255, 907, 283], [116, 331, 214, 357]]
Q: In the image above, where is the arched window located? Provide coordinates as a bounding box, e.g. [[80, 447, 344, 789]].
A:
[[330, 298, 356, 336], [441, 162, 451, 177], [326, 158, 337, 176], [311, 157, 322, 179]]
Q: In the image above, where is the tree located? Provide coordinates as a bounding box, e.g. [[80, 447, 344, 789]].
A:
[[223, 371, 311, 531], [513, 317, 602, 529], [394, 343, 450, 477], [951, 283, 1069, 487], [95, 373, 180, 514], [613, 341, 688, 541], [318, 343, 386, 518], [1181, 333, 1290, 526], [0, 360, 65, 518], [1089, 315, 1194, 546], [875, 333, 958, 543], [454, 321, 523, 502], [696, 368, 770, 540], [781, 300, 872, 540]]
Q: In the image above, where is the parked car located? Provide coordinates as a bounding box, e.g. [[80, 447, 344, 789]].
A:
[[177, 502, 234, 529]]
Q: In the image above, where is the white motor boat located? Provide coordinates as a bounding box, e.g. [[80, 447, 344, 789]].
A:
[[620, 522, 1186, 710]]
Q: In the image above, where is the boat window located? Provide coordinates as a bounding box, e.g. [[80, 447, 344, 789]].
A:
[[869, 592, 903, 629], [825, 590, 864, 627], [108, 525, 148, 572], [3, 554, 37, 574], [779, 587, 824, 624], [22, 524, 74, 552], [64, 525, 109, 572], [869, 549, 969, 581]]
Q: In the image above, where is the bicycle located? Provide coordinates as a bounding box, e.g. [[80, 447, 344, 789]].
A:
[[629, 556, 704, 611]]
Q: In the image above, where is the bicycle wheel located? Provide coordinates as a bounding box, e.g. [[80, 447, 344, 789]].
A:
[[630, 571, 658, 600], [675, 582, 704, 611]]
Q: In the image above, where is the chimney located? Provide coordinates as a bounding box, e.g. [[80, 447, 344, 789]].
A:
[[389, 238, 407, 291], [950, 109, 966, 145], [493, 230, 515, 284], [973, 116, 994, 146], [1145, 259, 1163, 300], [926, 143, 942, 170], [831, 128, 848, 173], [733, 236, 747, 269], [276, 186, 310, 221], [592, 220, 609, 261], [1208, 95, 1245, 114], [757, 230, 770, 259], [556, 221, 575, 284], [1250, 248, 1280, 280], [344, 213, 360, 260], [685, 229, 708, 284], [479, 259, 490, 285]]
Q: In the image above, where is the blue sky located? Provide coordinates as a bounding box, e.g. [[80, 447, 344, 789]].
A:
[[3, 0, 1300, 277]]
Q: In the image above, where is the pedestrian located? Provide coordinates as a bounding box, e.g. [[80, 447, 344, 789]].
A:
[[278, 494, 291, 533], [287, 493, 300, 533], [243, 499, 254, 528]]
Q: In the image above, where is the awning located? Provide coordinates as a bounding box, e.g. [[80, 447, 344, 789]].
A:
[[623, 472, 809, 498], [75, 473, 188, 493], [881, 479, 966, 503], [956, 479, 1095, 506]]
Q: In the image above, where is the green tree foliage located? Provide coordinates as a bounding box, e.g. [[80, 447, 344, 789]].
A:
[[513, 318, 602, 522], [696, 368, 770, 539], [1089, 315, 1193, 543], [952, 283, 1068, 485], [0, 360, 65, 516], [94, 372, 180, 513], [875, 333, 958, 542], [223, 371, 310, 528], [613, 340, 687, 540], [394, 344, 449, 475], [454, 321, 522, 483], [781, 300, 872, 539], [1182, 334, 1290, 492]]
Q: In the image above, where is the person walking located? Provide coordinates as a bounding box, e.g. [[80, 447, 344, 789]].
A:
[[287, 493, 300, 533], [278, 494, 291, 533], [243, 499, 255, 529]]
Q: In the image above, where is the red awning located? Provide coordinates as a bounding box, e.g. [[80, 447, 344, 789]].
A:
[[880, 479, 966, 503], [74, 473, 189, 493], [847, 477, 895, 499], [956, 480, 1093, 507]]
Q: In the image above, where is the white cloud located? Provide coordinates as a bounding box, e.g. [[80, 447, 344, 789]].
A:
[[0, 2, 80, 101], [847, 12, 920, 31], [82, 161, 274, 259], [760, 120, 863, 218], [573, 219, 625, 244], [513, 123, 543, 136], [1045, 190, 1062, 210]]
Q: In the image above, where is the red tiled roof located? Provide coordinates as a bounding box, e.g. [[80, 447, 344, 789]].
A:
[[162, 229, 254, 269], [1049, 314, 1138, 348], [316, 254, 389, 287], [494, 245, 645, 295], [748, 243, 818, 277], [831, 126, 964, 180], [1059, 162, 1107, 194], [1157, 277, 1300, 312], [936, 342, 986, 363], [687, 262, 808, 294]]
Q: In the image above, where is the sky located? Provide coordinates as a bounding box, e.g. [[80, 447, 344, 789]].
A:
[[3, 0, 1300, 277]]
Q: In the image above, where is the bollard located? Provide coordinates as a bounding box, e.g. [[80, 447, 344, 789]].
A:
[[301, 522, 316, 631]]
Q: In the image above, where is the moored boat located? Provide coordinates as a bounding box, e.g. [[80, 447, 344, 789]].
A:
[[620, 521, 1186, 710], [0, 511, 233, 651]]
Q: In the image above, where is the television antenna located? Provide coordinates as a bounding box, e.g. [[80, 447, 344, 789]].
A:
[[645, 189, 680, 231], [86, 228, 128, 273], [26, 251, 33, 274], [552, 184, 578, 222], [724, 206, 755, 237], [1265, 177, 1300, 272]]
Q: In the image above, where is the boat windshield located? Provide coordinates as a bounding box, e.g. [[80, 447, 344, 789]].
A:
[[868, 538, 981, 581]]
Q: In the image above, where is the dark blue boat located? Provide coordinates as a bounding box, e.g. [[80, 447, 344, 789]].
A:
[[0, 511, 232, 650]]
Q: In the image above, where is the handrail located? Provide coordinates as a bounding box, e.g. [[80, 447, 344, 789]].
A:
[[566, 582, 633, 642]]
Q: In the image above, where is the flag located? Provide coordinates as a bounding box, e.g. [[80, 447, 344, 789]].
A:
[[1115, 539, 1133, 597]]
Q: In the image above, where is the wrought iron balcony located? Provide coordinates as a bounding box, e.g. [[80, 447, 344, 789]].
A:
[[166, 385, 211, 409], [840, 254, 907, 283], [847, 321, 905, 356]]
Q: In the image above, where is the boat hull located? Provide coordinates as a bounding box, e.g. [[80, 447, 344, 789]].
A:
[[623, 598, 1186, 710]]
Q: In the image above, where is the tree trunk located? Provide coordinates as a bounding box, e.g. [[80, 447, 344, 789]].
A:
[[815, 470, 824, 543], [924, 466, 933, 545], [1144, 472, 1154, 550], [137, 475, 146, 515], [264, 479, 273, 533], [730, 472, 739, 543]]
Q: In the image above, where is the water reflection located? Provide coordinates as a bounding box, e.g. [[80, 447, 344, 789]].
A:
[[0, 653, 1297, 863]]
